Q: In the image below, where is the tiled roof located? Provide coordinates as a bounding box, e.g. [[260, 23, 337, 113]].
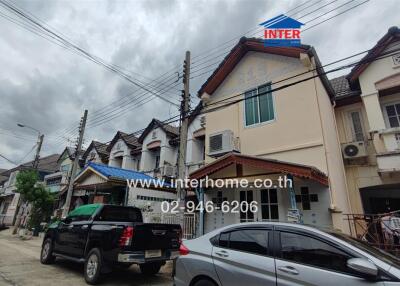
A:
[[107, 131, 142, 152], [329, 76, 361, 99], [84, 162, 172, 188], [138, 119, 179, 143], [2, 154, 60, 176]]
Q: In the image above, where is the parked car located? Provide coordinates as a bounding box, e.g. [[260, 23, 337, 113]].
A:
[[174, 222, 400, 286], [40, 204, 181, 284]]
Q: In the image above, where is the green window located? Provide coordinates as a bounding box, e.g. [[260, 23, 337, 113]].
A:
[[244, 83, 274, 126]]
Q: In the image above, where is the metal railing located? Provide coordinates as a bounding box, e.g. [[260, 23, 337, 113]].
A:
[[344, 211, 400, 257]]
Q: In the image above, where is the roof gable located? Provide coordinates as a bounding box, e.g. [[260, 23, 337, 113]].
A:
[[347, 26, 400, 82], [197, 37, 334, 99], [138, 119, 179, 144], [107, 131, 141, 152], [82, 141, 109, 162]]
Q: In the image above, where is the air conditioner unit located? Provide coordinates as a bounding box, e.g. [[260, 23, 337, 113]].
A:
[[162, 165, 176, 178], [209, 130, 240, 157], [342, 141, 367, 159]]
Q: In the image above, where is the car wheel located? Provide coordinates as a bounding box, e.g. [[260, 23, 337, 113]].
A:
[[84, 248, 103, 285], [193, 278, 217, 286], [40, 238, 56, 264], [139, 262, 162, 275]]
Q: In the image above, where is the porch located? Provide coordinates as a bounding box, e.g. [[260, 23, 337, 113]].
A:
[[190, 153, 332, 234]]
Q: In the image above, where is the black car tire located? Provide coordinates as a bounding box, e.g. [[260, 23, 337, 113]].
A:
[[193, 278, 217, 286], [40, 238, 56, 264], [84, 248, 103, 285], [139, 262, 162, 275]]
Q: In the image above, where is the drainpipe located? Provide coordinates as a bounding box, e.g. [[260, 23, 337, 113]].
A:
[[197, 187, 204, 236], [287, 174, 301, 223]]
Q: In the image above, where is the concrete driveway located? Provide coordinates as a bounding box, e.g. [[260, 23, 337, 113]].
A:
[[0, 229, 173, 286]]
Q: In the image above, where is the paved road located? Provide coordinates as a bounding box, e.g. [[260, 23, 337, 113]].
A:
[[0, 229, 173, 286]]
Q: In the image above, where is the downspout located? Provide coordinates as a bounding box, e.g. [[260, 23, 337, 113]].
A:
[[311, 61, 336, 209]]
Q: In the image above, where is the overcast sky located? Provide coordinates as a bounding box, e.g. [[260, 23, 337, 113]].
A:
[[0, 0, 398, 170]]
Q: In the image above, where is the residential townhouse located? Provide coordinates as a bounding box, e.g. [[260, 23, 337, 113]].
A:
[[333, 26, 400, 215], [191, 37, 352, 233], [138, 118, 180, 178], [0, 154, 59, 225], [81, 140, 109, 165]]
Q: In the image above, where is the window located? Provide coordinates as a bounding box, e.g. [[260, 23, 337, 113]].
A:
[[280, 232, 353, 274], [244, 83, 274, 126], [212, 191, 227, 208], [260, 189, 279, 220], [295, 187, 318, 210], [349, 111, 364, 141], [155, 155, 160, 169], [240, 190, 254, 222], [219, 229, 268, 256], [385, 103, 400, 128]]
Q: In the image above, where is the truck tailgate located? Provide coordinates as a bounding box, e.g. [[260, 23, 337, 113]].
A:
[[130, 223, 181, 250]]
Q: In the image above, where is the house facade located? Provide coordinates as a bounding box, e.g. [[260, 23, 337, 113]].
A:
[[82, 140, 109, 165], [192, 37, 351, 233], [138, 119, 179, 178], [0, 154, 59, 225], [334, 26, 400, 215]]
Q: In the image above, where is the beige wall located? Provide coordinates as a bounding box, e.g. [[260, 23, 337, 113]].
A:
[[202, 51, 351, 231], [335, 41, 400, 214]]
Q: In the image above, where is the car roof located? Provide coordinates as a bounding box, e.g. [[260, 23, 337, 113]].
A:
[[203, 221, 339, 238]]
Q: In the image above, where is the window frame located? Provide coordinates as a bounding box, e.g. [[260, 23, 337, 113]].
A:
[[212, 226, 273, 257], [275, 227, 367, 277], [383, 101, 400, 129], [347, 109, 365, 142], [243, 82, 276, 128]]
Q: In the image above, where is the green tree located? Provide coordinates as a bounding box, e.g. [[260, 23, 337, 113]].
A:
[[15, 170, 55, 230]]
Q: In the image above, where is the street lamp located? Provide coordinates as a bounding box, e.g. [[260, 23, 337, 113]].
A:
[[17, 123, 43, 169], [17, 123, 40, 135]]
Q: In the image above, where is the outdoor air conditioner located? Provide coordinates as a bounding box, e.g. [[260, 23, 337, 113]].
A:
[[209, 130, 240, 157], [162, 165, 176, 178], [342, 141, 367, 159]]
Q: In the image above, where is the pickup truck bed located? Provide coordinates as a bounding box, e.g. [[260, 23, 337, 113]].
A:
[[40, 204, 181, 284]]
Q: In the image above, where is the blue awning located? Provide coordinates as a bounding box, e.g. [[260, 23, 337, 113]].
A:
[[79, 162, 172, 188]]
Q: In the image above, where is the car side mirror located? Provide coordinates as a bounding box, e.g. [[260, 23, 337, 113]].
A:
[[347, 258, 378, 279]]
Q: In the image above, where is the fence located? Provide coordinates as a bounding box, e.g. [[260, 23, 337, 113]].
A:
[[143, 212, 198, 240], [344, 211, 400, 257]]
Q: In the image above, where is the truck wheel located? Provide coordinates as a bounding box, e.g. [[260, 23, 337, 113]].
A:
[[40, 238, 56, 264], [139, 262, 162, 275], [84, 248, 103, 284]]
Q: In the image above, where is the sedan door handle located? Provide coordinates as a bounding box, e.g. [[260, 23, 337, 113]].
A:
[[278, 266, 299, 275], [214, 250, 229, 258]]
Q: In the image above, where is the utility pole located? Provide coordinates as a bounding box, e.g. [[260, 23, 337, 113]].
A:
[[32, 134, 44, 169], [176, 51, 190, 223], [62, 109, 88, 218]]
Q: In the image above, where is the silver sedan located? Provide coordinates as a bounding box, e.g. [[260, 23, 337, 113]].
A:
[[174, 222, 400, 286]]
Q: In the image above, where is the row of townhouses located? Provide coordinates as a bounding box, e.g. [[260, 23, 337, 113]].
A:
[[1, 26, 399, 237]]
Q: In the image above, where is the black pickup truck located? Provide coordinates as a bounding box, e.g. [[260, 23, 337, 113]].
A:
[[40, 204, 181, 284]]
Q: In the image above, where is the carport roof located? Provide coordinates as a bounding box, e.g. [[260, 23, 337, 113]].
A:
[[189, 153, 328, 186], [75, 162, 172, 188]]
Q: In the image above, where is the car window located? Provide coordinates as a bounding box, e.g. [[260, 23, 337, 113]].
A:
[[218, 229, 268, 256], [280, 232, 354, 274], [96, 206, 143, 222]]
